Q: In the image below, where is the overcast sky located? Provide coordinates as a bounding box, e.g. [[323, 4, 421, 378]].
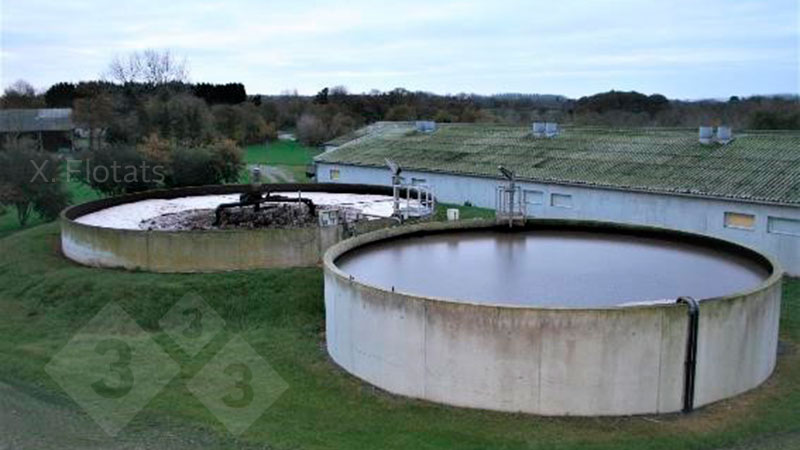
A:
[[1, 0, 798, 99]]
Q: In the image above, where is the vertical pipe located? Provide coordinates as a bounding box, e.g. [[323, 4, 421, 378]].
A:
[[676, 296, 699, 413]]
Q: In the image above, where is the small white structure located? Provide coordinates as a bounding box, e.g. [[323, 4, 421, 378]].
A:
[[532, 122, 546, 137], [716, 126, 733, 144], [415, 121, 437, 133], [544, 122, 559, 138], [699, 126, 714, 144], [446, 208, 460, 221]]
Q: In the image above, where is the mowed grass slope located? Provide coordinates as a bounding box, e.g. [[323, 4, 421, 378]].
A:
[[0, 223, 798, 449], [244, 141, 321, 183]]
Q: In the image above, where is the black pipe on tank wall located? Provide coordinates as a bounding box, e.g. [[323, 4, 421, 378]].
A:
[[677, 296, 699, 413]]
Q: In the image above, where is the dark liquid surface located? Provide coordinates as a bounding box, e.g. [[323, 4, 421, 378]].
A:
[[336, 231, 770, 307]]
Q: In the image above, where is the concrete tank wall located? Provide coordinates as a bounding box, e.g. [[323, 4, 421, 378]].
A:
[[60, 183, 399, 273], [323, 219, 782, 416]]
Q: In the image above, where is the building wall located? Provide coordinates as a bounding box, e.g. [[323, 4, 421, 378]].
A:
[[317, 163, 800, 276]]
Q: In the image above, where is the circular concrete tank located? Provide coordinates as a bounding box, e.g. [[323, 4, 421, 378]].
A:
[[61, 183, 422, 272], [323, 219, 783, 416]]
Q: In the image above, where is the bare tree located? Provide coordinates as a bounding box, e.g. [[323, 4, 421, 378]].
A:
[[107, 53, 143, 84], [1, 79, 44, 109], [296, 113, 329, 146], [106, 49, 189, 85]]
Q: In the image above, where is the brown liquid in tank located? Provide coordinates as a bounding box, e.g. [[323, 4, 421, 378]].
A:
[[335, 231, 770, 307]]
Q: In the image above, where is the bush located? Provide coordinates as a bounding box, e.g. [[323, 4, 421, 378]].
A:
[[166, 140, 242, 187], [212, 103, 271, 145], [75, 145, 162, 195], [750, 110, 800, 130], [137, 133, 173, 166], [239, 103, 270, 145], [0, 138, 70, 225], [385, 104, 417, 121], [263, 122, 278, 141], [77, 135, 244, 193], [167, 147, 218, 187], [433, 109, 455, 123], [206, 139, 244, 184]]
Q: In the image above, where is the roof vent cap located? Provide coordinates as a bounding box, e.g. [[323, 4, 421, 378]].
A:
[[532, 122, 546, 137], [415, 121, 436, 133], [716, 126, 733, 144], [545, 122, 559, 138], [699, 126, 714, 144]]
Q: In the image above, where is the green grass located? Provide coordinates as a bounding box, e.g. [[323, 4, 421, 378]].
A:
[[0, 222, 798, 449], [244, 141, 320, 166], [434, 202, 496, 221], [242, 141, 321, 183]]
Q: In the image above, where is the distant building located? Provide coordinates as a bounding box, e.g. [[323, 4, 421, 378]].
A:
[[0, 108, 74, 151], [316, 122, 800, 275]]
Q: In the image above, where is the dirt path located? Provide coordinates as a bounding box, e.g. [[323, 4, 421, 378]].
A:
[[248, 164, 294, 183]]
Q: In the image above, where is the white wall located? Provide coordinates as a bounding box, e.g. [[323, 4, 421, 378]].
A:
[[317, 163, 800, 276]]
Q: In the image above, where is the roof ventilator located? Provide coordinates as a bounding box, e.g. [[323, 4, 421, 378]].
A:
[[415, 120, 437, 133], [699, 126, 734, 145], [532, 122, 559, 138], [716, 126, 734, 144]]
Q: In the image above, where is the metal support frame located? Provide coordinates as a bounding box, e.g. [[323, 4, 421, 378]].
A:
[[387, 159, 435, 221], [495, 184, 525, 227], [495, 166, 526, 227]]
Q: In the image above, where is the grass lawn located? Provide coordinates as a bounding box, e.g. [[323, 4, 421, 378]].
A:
[[434, 202, 496, 221], [243, 141, 321, 183], [0, 217, 798, 449]]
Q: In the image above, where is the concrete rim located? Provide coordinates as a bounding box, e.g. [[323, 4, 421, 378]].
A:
[[324, 218, 784, 312]]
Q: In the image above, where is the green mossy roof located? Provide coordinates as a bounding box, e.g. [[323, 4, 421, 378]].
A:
[[316, 122, 800, 206]]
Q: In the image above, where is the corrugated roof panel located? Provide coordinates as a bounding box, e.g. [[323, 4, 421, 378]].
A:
[[316, 123, 800, 205]]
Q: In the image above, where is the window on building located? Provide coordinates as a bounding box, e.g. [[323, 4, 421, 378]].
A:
[[329, 168, 340, 181], [724, 212, 756, 230], [551, 193, 573, 208], [524, 190, 544, 205], [767, 217, 800, 236]]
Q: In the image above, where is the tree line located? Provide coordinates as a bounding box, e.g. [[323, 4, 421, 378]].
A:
[[0, 51, 254, 224], [3, 77, 798, 150], [1, 49, 797, 227]]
